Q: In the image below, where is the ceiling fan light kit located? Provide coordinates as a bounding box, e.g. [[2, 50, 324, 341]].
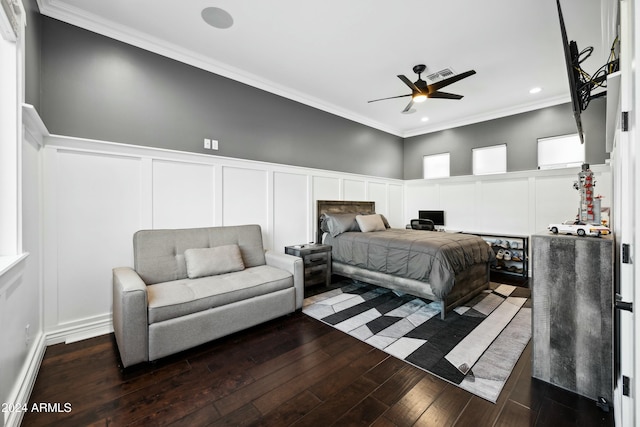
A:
[[368, 64, 476, 113], [413, 93, 427, 103]]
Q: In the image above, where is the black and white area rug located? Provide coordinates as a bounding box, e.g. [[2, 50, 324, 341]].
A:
[[303, 281, 531, 403]]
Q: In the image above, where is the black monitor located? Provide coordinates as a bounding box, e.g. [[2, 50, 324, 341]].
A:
[[418, 210, 445, 226]]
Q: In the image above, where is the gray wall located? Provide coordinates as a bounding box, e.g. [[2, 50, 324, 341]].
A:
[[39, 18, 404, 179], [36, 16, 609, 182], [403, 98, 607, 179]]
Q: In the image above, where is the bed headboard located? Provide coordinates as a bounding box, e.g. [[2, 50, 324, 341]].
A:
[[316, 200, 375, 243]]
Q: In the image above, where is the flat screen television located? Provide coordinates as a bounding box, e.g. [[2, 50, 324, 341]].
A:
[[419, 210, 445, 226], [556, 0, 586, 144]]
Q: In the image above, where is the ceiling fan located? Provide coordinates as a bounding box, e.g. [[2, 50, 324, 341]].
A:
[[368, 64, 476, 113]]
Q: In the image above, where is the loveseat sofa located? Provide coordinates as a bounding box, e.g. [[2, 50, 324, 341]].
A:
[[112, 224, 304, 368]]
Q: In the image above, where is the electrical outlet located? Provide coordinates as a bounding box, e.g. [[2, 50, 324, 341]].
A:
[[204, 138, 211, 149], [25, 324, 30, 346], [211, 139, 219, 150]]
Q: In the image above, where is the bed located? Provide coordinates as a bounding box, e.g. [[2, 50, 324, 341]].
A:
[[317, 200, 494, 319]]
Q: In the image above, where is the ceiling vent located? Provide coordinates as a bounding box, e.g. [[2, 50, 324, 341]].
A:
[[426, 68, 455, 83]]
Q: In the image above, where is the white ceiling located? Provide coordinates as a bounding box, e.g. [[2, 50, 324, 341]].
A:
[[36, 0, 613, 137]]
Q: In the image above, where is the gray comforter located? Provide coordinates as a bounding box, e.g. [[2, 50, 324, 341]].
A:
[[325, 229, 494, 299]]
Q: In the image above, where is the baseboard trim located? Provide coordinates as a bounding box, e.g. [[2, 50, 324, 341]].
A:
[[4, 332, 47, 427], [46, 315, 114, 346]]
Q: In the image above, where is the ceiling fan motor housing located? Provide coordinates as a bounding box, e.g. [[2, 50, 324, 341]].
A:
[[412, 64, 427, 75]]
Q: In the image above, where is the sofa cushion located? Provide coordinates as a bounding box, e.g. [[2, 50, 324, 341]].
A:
[[146, 265, 293, 324], [134, 225, 267, 285], [184, 245, 245, 279]]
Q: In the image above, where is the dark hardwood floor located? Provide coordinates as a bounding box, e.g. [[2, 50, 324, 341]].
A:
[[23, 304, 614, 427], [489, 271, 529, 288]]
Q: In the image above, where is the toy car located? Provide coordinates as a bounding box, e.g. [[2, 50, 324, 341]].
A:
[[548, 220, 610, 237]]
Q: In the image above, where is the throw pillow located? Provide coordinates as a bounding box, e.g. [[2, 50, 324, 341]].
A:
[[356, 214, 386, 232], [184, 244, 245, 279]]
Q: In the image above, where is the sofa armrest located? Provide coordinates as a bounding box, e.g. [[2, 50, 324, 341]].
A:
[[112, 267, 149, 367], [265, 251, 304, 309]]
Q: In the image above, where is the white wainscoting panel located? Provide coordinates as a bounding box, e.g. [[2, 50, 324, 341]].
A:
[[405, 183, 440, 222], [343, 179, 366, 201], [55, 151, 142, 324], [368, 182, 389, 217], [42, 135, 403, 341], [221, 166, 269, 242], [273, 172, 309, 249], [404, 165, 612, 236], [152, 160, 215, 229], [440, 181, 479, 231], [312, 176, 341, 203], [533, 174, 579, 232], [477, 178, 529, 234], [387, 184, 404, 227], [3, 120, 49, 427]]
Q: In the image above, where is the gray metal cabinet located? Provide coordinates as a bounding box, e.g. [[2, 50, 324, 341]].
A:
[[531, 232, 613, 404]]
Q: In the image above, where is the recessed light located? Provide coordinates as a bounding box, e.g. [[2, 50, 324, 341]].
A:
[[421, 117, 429, 122], [202, 7, 234, 29], [529, 87, 542, 94]]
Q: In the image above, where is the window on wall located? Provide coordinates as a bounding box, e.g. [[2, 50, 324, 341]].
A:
[[473, 144, 506, 175], [537, 133, 585, 169], [423, 153, 450, 179]]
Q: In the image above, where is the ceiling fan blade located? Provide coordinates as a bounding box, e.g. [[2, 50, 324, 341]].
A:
[[428, 70, 476, 92], [367, 94, 411, 103], [402, 99, 415, 113], [428, 91, 464, 100], [398, 75, 422, 93]]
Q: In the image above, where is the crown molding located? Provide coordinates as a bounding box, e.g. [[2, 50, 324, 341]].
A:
[[402, 95, 571, 138], [36, 0, 573, 140]]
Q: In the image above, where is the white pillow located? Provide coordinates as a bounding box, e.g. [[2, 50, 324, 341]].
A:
[[184, 245, 245, 279], [355, 214, 386, 233]]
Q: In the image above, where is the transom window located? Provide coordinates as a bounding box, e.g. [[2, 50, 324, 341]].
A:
[[473, 144, 507, 175], [537, 133, 585, 170], [423, 153, 450, 179]]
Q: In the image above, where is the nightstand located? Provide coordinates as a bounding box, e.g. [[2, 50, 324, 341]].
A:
[[284, 244, 332, 288]]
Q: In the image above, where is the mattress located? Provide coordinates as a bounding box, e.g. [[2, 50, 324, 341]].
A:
[[325, 229, 494, 299]]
